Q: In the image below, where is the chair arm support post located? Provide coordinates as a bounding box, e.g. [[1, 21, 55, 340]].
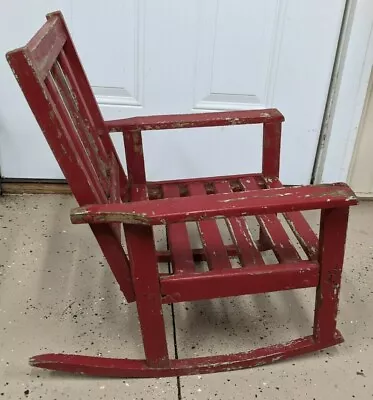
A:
[[263, 121, 282, 179]]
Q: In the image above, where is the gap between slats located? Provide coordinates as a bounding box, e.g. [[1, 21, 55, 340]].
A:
[[240, 177, 302, 263], [163, 184, 195, 274], [262, 177, 319, 261], [214, 181, 264, 267], [188, 182, 231, 270]]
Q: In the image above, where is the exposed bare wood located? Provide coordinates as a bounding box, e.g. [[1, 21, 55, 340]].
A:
[[105, 109, 285, 132], [70, 183, 357, 226]]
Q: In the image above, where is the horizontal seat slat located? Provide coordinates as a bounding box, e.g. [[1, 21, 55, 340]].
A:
[[240, 177, 301, 263], [214, 181, 264, 266], [156, 244, 254, 264], [188, 183, 231, 270], [263, 177, 319, 261], [163, 184, 195, 274]]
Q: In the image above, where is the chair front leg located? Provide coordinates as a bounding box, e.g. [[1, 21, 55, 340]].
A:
[[313, 207, 350, 345], [125, 225, 169, 367]]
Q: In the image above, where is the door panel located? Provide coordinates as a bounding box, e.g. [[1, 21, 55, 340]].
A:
[[0, 0, 345, 184]]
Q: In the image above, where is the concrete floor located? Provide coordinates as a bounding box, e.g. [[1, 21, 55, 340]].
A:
[[0, 194, 372, 400]]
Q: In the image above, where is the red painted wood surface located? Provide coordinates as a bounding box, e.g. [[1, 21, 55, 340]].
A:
[[214, 181, 263, 266], [90, 224, 135, 301], [162, 184, 195, 274], [262, 122, 281, 178], [123, 129, 146, 185], [125, 224, 169, 367], [105, 108, 284, 132], [313, 207, 349, 344], [49, 63, 109, 195], [147, 172, 262, 187], [48, 11, 128, 197], [56, 52, 110, 181], [264, 177, 319, 260], [47, 12, 127, 186], [7, 10, 358, 379], [71, 183, 357, 226], [188, 182, 230, 270], [161, 262, 319, 303], [130, 183, 148, 202], [108, 155, 122, 241], [29, 331, 343, 378], [240, 177, 301, 263], [27, 15, 66, 80], [6, 11, 134, 302], [156, 245, 253, 264]]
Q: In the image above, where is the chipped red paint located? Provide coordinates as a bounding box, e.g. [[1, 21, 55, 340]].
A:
[[70, 182, 357, 226], [6, 11, 135, 302], [313, 207, 350, 344], [214, 180, 264, 266], [30, 331, 344, 378], [161, 262, 319, 303], [105, 108, 284, 132], [7, 10, 358, 378]]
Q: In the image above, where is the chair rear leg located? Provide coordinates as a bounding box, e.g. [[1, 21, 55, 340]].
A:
[[313, 207, 349, 344], [126, 225, 169, 368]]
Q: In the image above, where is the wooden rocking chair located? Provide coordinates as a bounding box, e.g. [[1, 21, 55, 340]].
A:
[[6, 11, 358, 378]]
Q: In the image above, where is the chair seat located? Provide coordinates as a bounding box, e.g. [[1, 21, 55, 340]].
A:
[[147, 173, 320, 303]]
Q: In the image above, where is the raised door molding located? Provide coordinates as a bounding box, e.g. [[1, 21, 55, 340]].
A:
[[193, 0, 288, 111]]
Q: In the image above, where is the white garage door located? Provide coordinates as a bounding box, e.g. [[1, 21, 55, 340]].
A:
[[0, 0, 345, 184]]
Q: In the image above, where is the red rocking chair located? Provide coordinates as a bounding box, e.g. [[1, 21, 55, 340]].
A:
[[6, 11, 358, 378]]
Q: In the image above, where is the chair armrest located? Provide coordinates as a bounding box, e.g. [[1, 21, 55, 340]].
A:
[[104, 108, 284, 132], [70, 183, 357, 226]]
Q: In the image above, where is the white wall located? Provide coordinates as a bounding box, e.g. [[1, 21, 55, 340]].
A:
[[320, 0, 373, 184], [348, 73, 373, 197]]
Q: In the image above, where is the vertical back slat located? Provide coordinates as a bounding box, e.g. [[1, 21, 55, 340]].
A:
[[45, 74, 107, 203], [6, 12, 135, 302], [51, 61, 109, 193], [47, 11, 128, 197], [46, 12, 105, 136], [58, 50, 109, 163], [7, 50, 100, 205], [108, 154, 122, 241]]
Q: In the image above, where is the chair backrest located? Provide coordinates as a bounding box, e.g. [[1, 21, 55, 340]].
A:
[[6, 11, 127, 206], [7, 11, 135, 302]]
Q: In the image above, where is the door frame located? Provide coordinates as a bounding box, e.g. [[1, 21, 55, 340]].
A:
[[314, 0, 373, 183]]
